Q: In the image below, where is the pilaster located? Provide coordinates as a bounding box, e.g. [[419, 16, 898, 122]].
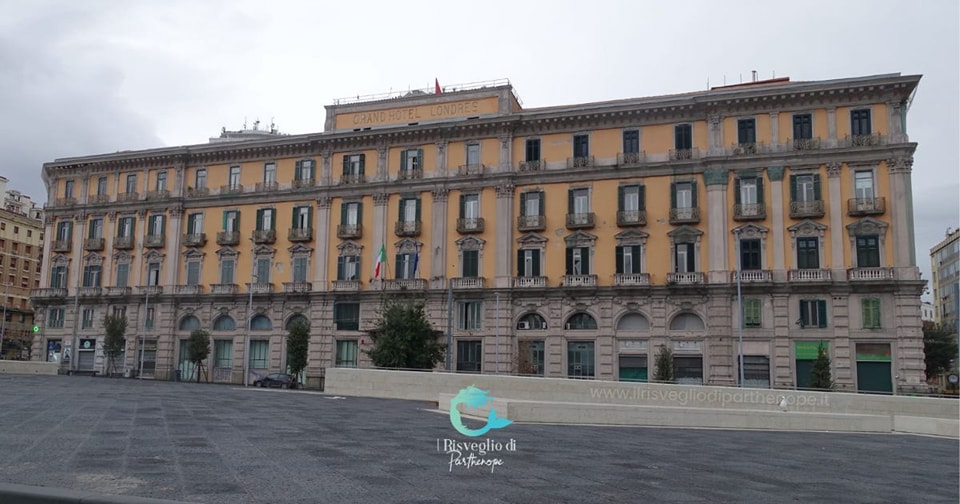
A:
[[826, 107, 837, 147], [38, 216, 54, 287], [321, 150, 332, 186], [166, 207, 183, 287], [830, 294, 853, 389], [707, 114, 723, 155], [372, 193, 389, 281], [494, 183, 515, 287], [894, 293, 925, 392], [703, 168, 728, 282], [69, 212, 86, 293], [887, 156, 915, 267], [436, 140, 448, 177], [314, 197, 332, 289], [886, 100, 905, 142], [103, 212, 116, 286], [132, 209, 146, 287], [826, 162, 844, 274], [706, 296, 733, 386], [767, 166, 786, 274], [377, 143, 388, 181], [498, 134, 512, 173], [769, 112, 779, 145], [80, 175, 90, 205], [430, 188, 449, 288], [771, 294, 792, 388]]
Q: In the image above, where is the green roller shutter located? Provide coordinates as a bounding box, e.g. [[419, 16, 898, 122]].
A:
[[757, 177, 764, 205], [789, 175, 798, 201], [615, 246, 624, 274], [813, 173, 822, 200]]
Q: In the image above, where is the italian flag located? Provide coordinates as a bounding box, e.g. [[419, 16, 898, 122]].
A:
[[374, 244, 386, 279]]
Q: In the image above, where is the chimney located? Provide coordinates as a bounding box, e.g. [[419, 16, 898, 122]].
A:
[[752, 70, 758, 82]]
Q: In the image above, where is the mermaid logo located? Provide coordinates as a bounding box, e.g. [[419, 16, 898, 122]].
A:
[[449, 385, 512, 437]]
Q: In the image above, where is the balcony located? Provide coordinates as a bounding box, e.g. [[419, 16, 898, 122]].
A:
[[292, 178, 315, 190], [457, 218, 485, 234], [790, 200, 825, 219], [732, 270, 772, 283], [517, 215, 545, 232], [174, 285, 204, 295], [567, 156, 594, 168], [288, 228, 313, 242], [90, 194, 111, 204], [337, 224, 362, 239], [451, 277, 485, 289], [104, 286, 131, 296], [54, 197, 77, 207], [144, 234, 165, 248], [183, 233, 207, 247], [145, 190, 169, 200], [563, 274, 597, 288], [340, 173, 365, 185], [839, 134, 885, 148], [283, 282, 313, 293], [79, 287, 102, 297], [252, 229, 276, 244], [114, 236, 134, 250], [733, 204, 766, 221], [83, 238, 104, 251], [210, 284, 238, 295], [332, 280, 360, 292], [669, 207, 700, 225], [31, 288, 67, 299], [217, 231, 239, 246], [667, 272, 705, 285], [669, 148, 699, 161], [117, 192, 140, 202], [246, 282, 274, 294], [382, 279, 426, 291], [457, 164, 485, 176], [615, 273, 651, 286], [52, 240, 71, 252], [518, 159, 544, 172], [847, 197, 885, 216], [847, 267, 895, 281], [513, 276, 547, 288], [220, 184, 244, 195], [398, 168, 423, 180], [255, 181, 279, 192], [732, 143, 760, 156], [617, 151, 647, 166], [789, 137, 822, 151], [617, 210, 646, 227], [788, 269, 832, 282], [137, 285, 163, 296], [565, 212, 595, 229], [395, 220, 422, 237], [186, 187, 209, 197]]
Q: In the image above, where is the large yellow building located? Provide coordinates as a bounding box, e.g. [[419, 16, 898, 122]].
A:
[[32, 74, 926, 393]]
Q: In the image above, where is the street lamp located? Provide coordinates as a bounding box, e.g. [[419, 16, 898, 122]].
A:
[[0, 282, 10, 359], [734, 228, 745, 388], [445, 266, 453, 372], [138, 289, 150, 379]]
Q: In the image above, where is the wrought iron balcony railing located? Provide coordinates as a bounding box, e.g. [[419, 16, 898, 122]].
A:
[[847, 197, 885, 216], [517, 215, 545, 231], [789, 200, 825, 219], [457, 218, 484, 234], [395, 220, 421, 237], [669, 207, 700, 225], [183, 233, 207, 247], [216, 231, 239, 246], [565, 212, 595, 229], [733, 204, 766, 221], [83, 238, 104, 251], [252, 229, 276, 244], [617, 210, 646, 227], [288, 228, 313, 242]]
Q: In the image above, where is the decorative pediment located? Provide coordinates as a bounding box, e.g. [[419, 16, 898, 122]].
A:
[[667, 225, 703, 244], [614, 229, 649, 246], [394, 238, 422, 255], [112, 250, 132, 263], [82, 252, 103, 266], [731, 223, 769, 238], [183, 248, 205, 259], [217, 247, 239, 258], [144, 249, 165, 262], [287, 243, 313, 258], [517, 233, 547, 247], [456, 236, 485, 251], [564, 230, 597, 248], [337, 240, 363, 256], [846, 217, 888, 237], [51, 254, 70, 266], [253, 244, 276, 257], [788, 219, 827, 238]]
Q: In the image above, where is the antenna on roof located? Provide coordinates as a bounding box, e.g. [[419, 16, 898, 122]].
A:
[[752, 70, 757, 82]]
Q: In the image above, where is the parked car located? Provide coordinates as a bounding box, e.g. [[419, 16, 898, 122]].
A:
[[253, 373, 295, 389]]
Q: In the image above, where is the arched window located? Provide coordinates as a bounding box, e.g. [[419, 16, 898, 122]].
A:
[[178, 315, 201, 332], [616, 313, 650, 331], [213, 315, 236, 331], [250, 315, 272, 331], [285, 314, 310, 331], [566, 312, 597, 330], [517, 313, 547, 330], [669, 312, 705, 330]]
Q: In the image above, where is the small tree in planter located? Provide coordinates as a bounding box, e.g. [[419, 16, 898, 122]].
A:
[[365, 298, 445, 370], [286, 318, 310, 388], [809, 343, 834, 391], [653, 345, 674, 383], [187, 329, 211, 383], [102, 314, 127, 377]]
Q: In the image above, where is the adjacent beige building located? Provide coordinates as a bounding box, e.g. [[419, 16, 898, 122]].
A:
[[1, 176, 44, 359], [930, 228, 959, 327]]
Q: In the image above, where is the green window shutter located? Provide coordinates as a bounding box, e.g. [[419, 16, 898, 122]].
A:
[[691, 182, 698, 207], [400, 150, 407, 171], [340, 203, 347, 225], [256, 208, 264, 230], [292, 206, 299, 228], [517, 250, 524, 275], [459, 193, 465, 218], [359, 154, 365, 175], [567, 189, 574, 214], [532, 250, 540, 276], [813, 173, 822, 200], [799, 301, 808, 326], [399, 199, 405, 220], [336, 257, 344, 280], [394, 254, 402, 278], [307, 206, 313, 229], [632, 245, 642, 273], [789, 175, 798, 201], [817, 300, 828, 328], [580, 247, 590, 275], [565, 248, 573, 274], [757, 177, 765, 205], [538, 191, 545, 216], [519, 192, 528, 217], [734, 178, 742, 204], [638, 185, 646, 210], [161, 216, 166, 236], [415, 198, 421, 221], [615, 246, 624, 274], [670, 182, 677, 208], [617, 186, 624, 212], [270, 208, 276, 230], [357, 202, 363, 226], [417, 149, 423, 169], [294, 160, 302, 180], [342, 155, 349, 175], [235, 211, 240, 231]]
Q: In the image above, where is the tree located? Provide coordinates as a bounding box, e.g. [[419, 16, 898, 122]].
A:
[[653, 345, 674, 383], [102, 314, 127, 377], [365, 298, 445, 370], [809, 343, 834, 390], [286, 318, 310, 388], [923, 321, 959, 381], [187, 329, 211, 383]]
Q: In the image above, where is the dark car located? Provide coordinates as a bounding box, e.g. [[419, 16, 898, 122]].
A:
[[253, 373, 295, 389]]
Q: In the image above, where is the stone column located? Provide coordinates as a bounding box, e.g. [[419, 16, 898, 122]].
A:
[[703, 168, 728, 283], [165, 207, 182, 287], [707, 114, 723, 155], [887, 156, 916, 269], [494, 183, 515, 288], [436, 140, 448, 178], [826, 107, 837, 148], [827, 162, 844, 275], [372, 192, 389, 283], [69, 212, 86, 294], [767, 166, 786, 277], [769, 112, 780, 146], [103, 212, 117, 286], [498, 133, 512, 173], [314, 196, 332, 290], [430, 188, 449, 289]]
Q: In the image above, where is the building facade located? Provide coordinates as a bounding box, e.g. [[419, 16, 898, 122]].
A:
[[1, 176, 44, 359], [931, 228, 959, 327], [31, 73, 926, 393]]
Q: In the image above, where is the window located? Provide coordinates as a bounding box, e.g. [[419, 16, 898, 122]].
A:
[[228, 166, 241, 188], [255, 258, 271, 283], [195, 169, 207, 189], [48, 308, 64, 328], [739, 355, 770, 388], [862, 298, 881, 329], [97, 177, 108, 196], [343, 154, 365, 175], [395, 253, 417, 279], [793, 114, 812, 140], [569, 188, 589, 215], [619, 185, 643, 212], [517, 249, 541, 277], [797, 237, 820, 269], [292, 256, 309, 283], [256, 208, 275, 231], [465, 144, 480, 166], [520, 191, 544, 217], [187, 213, 203, 235], [517, 313, 547, 330], [622, 130, 640, 154], [214, 340, 233, 369], [799, 299, 828, 328], [674, 356, 703, 385], [148, 214, 165, 237], [263, 162, 276, 184], [250, 315, 272, 331], [674, 124, 693, 150], [567, 341, 595, 378], [336, 340, 358, 367], [125, 174, 137, 193], [56, 221, 72, 241], [524, 341, 545, 376], [743, 298, 762, 328], [334, 302, 360, 331], [736, 177, 762, 206], [856, 235, 880, 268], [737, 118, 756, 144], [295, 159, 315, 181], [223, 210, 239, 232], [739, 238, 761, 270], [81, 308, 94, 329], [460, 193, 479, 219], [292, 206, 311, 229], [400, 149, 422, 174], [88, 218, 103, 239], [115, 263, 129, 287], [249, 340, 268, 369], [64, 180, 75, 199], [179, 315, 200, 332], [616, 245, 642, 274], [675, 243, 695, 273], [219, 258, 235, 284], [186, 261, 201, 285], [13, 226, 18, 234], [117, 216, 134, 238], [525, 138, 541, 162], [82, 265, 102, 287], [851, 109, 872, 136], [572, 134, 589, 158], [791, 174, 820, 203], [147, 262, 161, 286], [566, 313, 598, 330], [112, 306, 126, 318], [854, 171, 875, 200], [672, 181, 696, 210], [457, 301, 482, 330], [456, 340, 482, 373], [156, 171, 167, 191], [337, 255, 360, 281], [341, 202, 361, 227], [566, 246, 590, 275], [461, 250, 479, 278], [212, 315, 236, 331], [399, 198, 420, 223]]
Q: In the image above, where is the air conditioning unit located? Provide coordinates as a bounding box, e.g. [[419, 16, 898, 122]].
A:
[[518, 321, 531, 330]]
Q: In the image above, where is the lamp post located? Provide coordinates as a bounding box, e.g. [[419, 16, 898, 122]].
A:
[[0, 282, 10, 359], [734, 228, 745, 388], [445, 271, 453, 372], [495, 292, 500, 374], [243, 238, 256, 386]]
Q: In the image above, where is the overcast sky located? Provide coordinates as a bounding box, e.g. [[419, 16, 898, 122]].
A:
[[2, 0, 957, 296]]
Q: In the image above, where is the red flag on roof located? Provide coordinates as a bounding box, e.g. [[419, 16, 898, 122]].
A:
[[435, 78, 442, 94]]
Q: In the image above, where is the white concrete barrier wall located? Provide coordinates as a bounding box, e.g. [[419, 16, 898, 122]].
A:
[[0, 361, 59, 376]]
